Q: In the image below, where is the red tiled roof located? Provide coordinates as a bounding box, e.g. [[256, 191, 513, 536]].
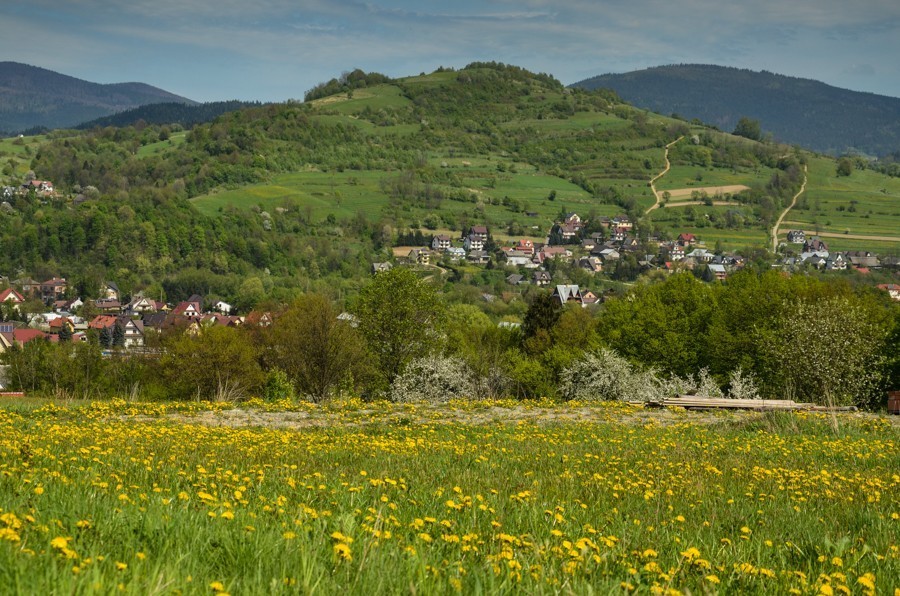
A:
[[0, 288, 24, 302], [13, 329, 47, 344]]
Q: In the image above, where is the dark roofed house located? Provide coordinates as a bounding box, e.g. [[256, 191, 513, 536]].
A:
[[552, 284, 583, 306], [803, 237, 828, 253]]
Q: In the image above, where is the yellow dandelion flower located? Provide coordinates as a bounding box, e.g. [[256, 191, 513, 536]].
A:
[[115, 562, 127, 571], [333, 542, 352, 561]]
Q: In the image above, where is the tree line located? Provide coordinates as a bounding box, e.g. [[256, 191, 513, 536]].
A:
[[3, 268, 897, 408]]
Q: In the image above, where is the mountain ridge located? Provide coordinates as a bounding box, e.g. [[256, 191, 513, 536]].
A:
[[571, 64, 900, 157], [0, 61, 196, 133]]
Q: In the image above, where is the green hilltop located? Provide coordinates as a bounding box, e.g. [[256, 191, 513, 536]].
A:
[[0, 62, 898, 305]]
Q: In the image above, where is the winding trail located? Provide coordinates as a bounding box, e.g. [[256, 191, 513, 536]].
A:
[[645, 136, 683, 215], [770, 165, 808, 252], [776, 230, 900, 243], [655, 200, 735, 208]]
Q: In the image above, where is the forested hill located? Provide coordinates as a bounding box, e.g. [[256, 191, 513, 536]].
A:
[[4, 61, 889, 308], [74, 101, 264, 130], [0, 62, 196, 134], [572, 64, 900, 157]]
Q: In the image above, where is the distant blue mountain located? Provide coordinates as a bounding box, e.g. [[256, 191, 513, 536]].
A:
[[572, 64, 900, 156], [0, 62, 196, 134]]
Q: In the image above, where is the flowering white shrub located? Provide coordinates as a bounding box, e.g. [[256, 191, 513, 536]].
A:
[[726, 367, 760, 400], [390, 355, 476, 404], [558, 349, 661, 402]]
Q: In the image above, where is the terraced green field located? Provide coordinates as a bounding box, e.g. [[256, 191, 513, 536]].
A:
[[655, 164, 773, 192], [781, 157, 900, 240]]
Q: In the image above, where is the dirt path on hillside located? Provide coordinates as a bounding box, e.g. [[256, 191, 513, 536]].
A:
[[771, 166, 807, 252], [646, 137, 683, 215], [777, 228, 900, 243], [656, 201, 735, 208]]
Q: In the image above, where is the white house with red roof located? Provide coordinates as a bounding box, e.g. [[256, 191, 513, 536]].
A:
[[172, 300, 202, 319], [0, 288, 25, 309]]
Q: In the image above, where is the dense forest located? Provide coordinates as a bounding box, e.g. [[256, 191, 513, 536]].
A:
[[74, 101, 263, 130], [573, 64, 900, 157]]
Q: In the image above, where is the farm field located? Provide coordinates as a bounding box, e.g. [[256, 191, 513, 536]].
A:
[[189, 160, 608, 233], [783, 157, 900, 241], [654, 165, 773, 193], [1, 399, 897, 594]]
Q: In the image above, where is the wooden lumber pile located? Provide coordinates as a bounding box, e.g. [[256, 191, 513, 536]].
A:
[[652, 396, 856, 412]]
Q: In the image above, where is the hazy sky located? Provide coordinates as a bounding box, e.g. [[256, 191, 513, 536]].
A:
[[3, 0, 899, 102]]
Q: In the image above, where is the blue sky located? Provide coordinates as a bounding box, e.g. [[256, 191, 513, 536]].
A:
[[3, 0, 899, 102]]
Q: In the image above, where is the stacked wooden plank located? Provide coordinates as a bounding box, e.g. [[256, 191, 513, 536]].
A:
[[652, 396, 856, 412]]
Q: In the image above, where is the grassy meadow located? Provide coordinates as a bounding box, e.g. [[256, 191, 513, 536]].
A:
[[782, 157, 900, 241], [1, 398, 897, 594]]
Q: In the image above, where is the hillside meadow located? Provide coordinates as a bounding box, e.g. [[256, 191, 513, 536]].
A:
[[0, 398, 897, 594]]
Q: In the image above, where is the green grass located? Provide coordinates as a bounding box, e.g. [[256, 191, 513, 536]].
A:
[[191, 170, 388, 220], [0, 399, 897, 594], [781, 157, 900, 245], [135, 132, 187, 158], [655, 164, 773, 192], [501, 111, 631, 133], [312, 84, 412, 115]]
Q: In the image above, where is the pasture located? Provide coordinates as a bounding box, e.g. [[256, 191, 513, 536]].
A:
[[0, 399, 896, 594]]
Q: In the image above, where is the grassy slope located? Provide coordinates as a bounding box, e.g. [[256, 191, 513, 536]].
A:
[[778, 156, 900, 241]]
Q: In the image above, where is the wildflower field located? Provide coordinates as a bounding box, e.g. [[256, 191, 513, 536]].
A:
[[0, 398, 898, 595]]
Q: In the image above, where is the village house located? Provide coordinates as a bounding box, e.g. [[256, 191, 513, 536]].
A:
[[803, 237, 828, 253], [126, 295, 161, 315], [502, 249, 535, 268], [463, 234, 484, 252], [53, 297, 83, 313], [40, 278, 67, 303], [120, 318, 145, 348], [467, 225, 489, 242], [466, 250, 491, 265], [371, 262, 393, 274], [578, 256, 603, 274], [515, 239, 535, 255], [677, 233, 697, 246], [23, 180, 54, 195], [876, 284, 900, 301], [431, 234, 452, 251], [13, 278, 40, 297], [844, 250, 880, 269], [0, 288, 25, 311], [101, 282, 120, 301], [445, 247, 466, 261], [408, 248, 431, 265], [687, 248, 715, 263], [552, 284, 585, 307], [95, 298, 124, 314], [611, 215, 632, 230], [580, 290, 600, 306], [532, 271, 552, 286], [787, 230, 806, 244], [707, 263, 728, 281], [214, 301, 233, 315], [171, 299, 202, 320]]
